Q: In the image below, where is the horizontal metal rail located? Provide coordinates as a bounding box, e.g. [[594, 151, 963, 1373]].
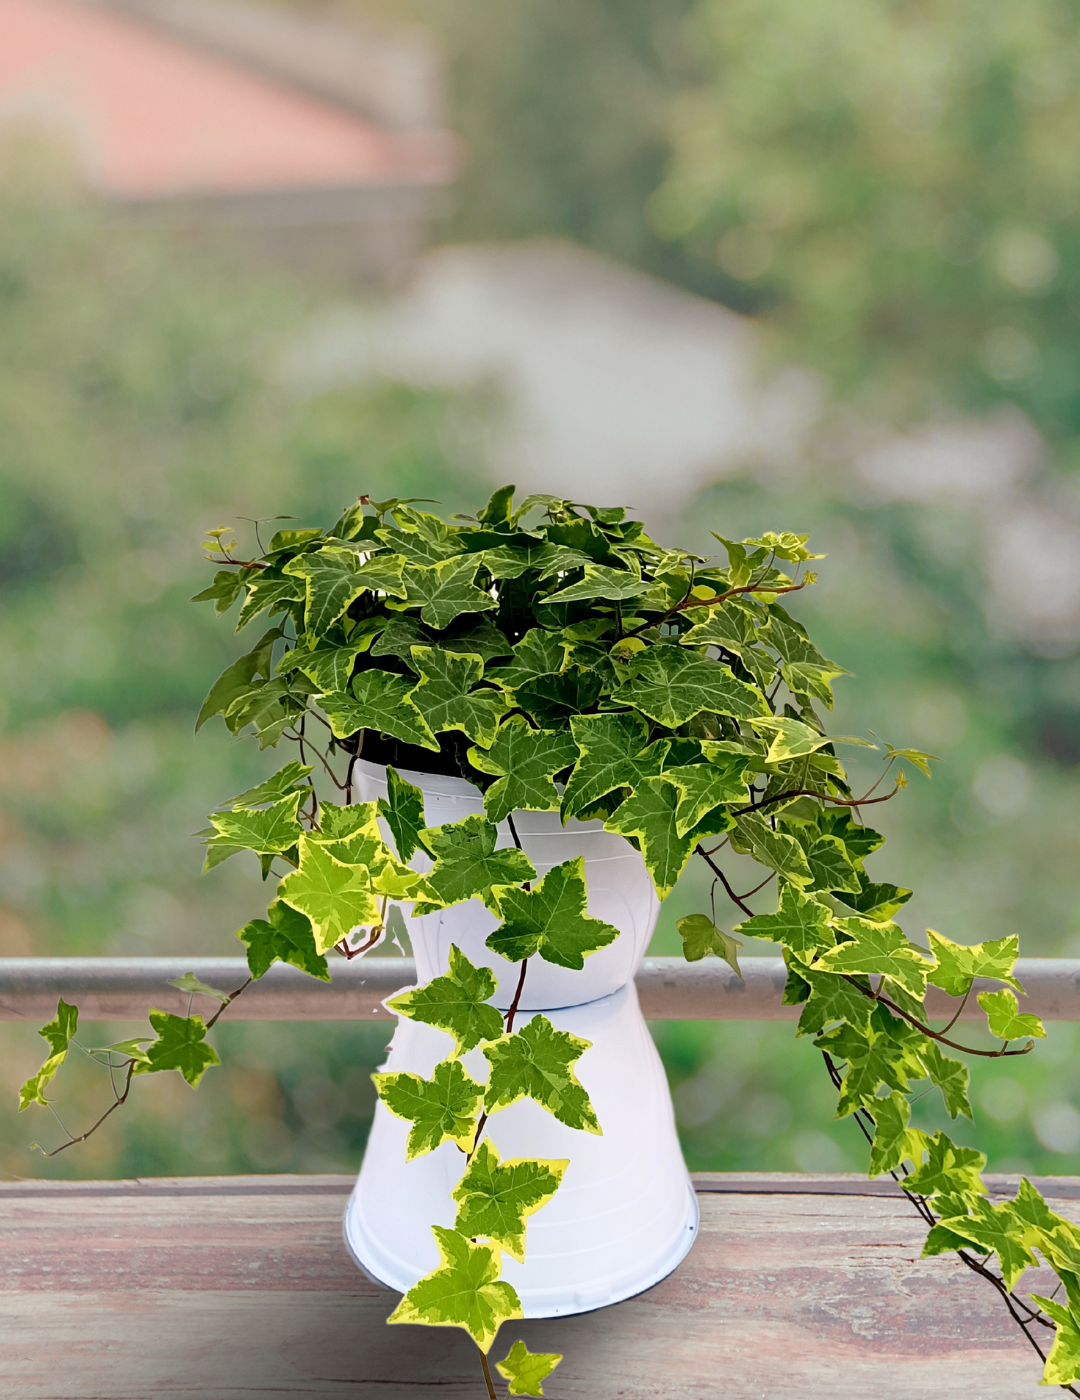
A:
[[1, 957, 1077, 1023]]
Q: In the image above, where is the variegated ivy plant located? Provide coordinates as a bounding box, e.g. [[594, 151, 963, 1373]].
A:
[[19, 488, 1080, 1396]]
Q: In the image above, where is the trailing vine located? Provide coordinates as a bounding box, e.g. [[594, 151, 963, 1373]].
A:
[[18, 487, 1080, 1394]]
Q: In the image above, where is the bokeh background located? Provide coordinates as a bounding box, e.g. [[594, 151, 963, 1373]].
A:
[[3, 0, 1080, 1182]]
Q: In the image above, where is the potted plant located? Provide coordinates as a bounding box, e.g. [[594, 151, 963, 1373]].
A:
[[21, 488, 1080, 1398]]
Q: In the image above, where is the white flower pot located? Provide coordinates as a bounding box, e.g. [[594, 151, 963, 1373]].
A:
[[344, 981, 699, 1317], [351, 759, 660, 1010]]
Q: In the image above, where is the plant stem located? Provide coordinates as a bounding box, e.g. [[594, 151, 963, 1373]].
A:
[[694, 846, 755, 918], [479, 1347, 497, 1400]]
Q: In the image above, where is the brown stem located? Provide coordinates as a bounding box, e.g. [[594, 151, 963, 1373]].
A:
[[694, 845, 755, 918], [204, 977, 253, 1031], [479, 1347, 497, 1400], [505, 960, 529, 1036], [733, 785, 900, 818], [35, 1061, 136, 1157], [842, 975, 1034, 1058]]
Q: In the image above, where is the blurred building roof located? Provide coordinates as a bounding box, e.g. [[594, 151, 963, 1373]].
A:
[[0, 0, 456, 278]]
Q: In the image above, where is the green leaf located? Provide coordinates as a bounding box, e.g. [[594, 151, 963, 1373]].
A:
[[415, 815, 537, 915], [884, 743, 940, 779], [677, 914, 742, 977], [370, 614, 434, 666], [483, 1015, 600, 1134], [133, 1010, 220, 1088], [977, 988, 1046, 1042], [818, 810, 884, 863], [867, 1092, 928, 1178], [235, 899, 330, 982], [379, 766, 428, 861], [468, 718, 578, 823], [612, 644, 769, 728], [1029, 1302, 1080, 1387], [933, 1197, 1038, 1289], [287, 632, 382, 693], [440, 617, 515, 663], [223, 760, 313, 810], [515, 666, 603, 725], [452, 1139, 567, 1263], [277, 834, 382, 955], [560, 712, 667, 820], [661, 755, 749, 837], [733, 885, 834, 961], [814, 1004, 926, 1115], [801, 833, 861, 896], [284, 548, 404, 634], [408, 648, 507, 748], [815, 918, 935, 998], [486, 629, 568, 692], [831, 870, 912, 923], [541, 563, 649, 604], [378, 526, 464, 568], [496, 1340, 563, 1397], [926, 930, 1023, 998], [236, 573, 305, 630], [731, 813, 813, 887], [167, 972, 230, 1004], [903, 1131, 986, 1200], [486, 857, 620, 969], [191, 568, 245, 615], [401, 556, 499, 629], [388, 1226, 522, 1354], [749, 716, 875, 763], [478, 483, 516, 525], [603, 777, 695, 900], [918, 1039, 973, 1121], [780, 660, 849, 710], [795, 968, 875, 1036], [205, 791, 304, 861], [386, 945, 505, 1056], [19, 998, 78, 1110], [372, 1057, 485, 1160], [196, 626, 282, 731], [320, 670, 437, 750]]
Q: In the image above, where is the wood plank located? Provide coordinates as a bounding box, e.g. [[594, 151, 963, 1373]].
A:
[[1, 1172, 1072, 1398]]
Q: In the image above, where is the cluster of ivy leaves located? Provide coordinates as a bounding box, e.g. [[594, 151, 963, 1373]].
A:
[[18, 487, 1080, 1395]]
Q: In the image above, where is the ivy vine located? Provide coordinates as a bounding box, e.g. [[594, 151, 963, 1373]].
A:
[[19, 488, 1080, 1395]]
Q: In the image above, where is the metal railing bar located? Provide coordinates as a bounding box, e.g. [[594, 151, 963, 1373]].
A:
[[1, 957, 1076, 1023]]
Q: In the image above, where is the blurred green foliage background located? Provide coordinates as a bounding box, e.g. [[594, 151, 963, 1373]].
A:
[[5, 0, 1080, 1184]]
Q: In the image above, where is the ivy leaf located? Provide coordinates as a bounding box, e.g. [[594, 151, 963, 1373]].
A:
[[277, 834, 382, 954], [733, 886, 834, 961], [796, 968, 875, 1037], [560, 712, 667, 820], [818, 810, 884, 863], [814, 918, 935, 998], [868, 1092, 928, 1178], [235, 899, 330, 982], [467, 718, 578, 823], [926, 930, 1024, 997], [320, 671, 438, 750], [816, 1005, 927, 1116], [401, 556, 498, 629], [236, 573, 304, 630], [452, 1139, 567, 1263], [415, 815, 537, 915], [283, 548, 403, 634], [661, 756, 749, 836], [388, 1227, 522, 1354], [132, 1010, 220, 1088], [603, 777, 695, 900], [515, 666, 604, 725], [287, 631, 383, 693], [372, 1057, 485, 1160], [977, 988, 1046, 1043], [780, 660, 850, 710], [441, 616, 515, 664], [903, 1131, 987, 1200], [496, 1340, 563, 1397], [191, 567, 245, 615], [749, 716, 875, 763], [377, 525, 464, 567], [763, 603, 831, 665], [731, 813, 813, 887], [196, 626, 282, 732], [223, 761, 313, 810], [883, 743, 940, 779], [386, 944, 505, 1056], [408, 647, 508, 748], [1028, 1301, 1080, 1387], [801, 834, 861, 896], [167, 972, 230, 1004], [832, 870, 912, 923], [378, 766, 428, 861], [205, 791, 304, 863], [932, 1198, 1038, 1290], [486, 857, 620, 969], [19, 999, 78, 1110], [541, 563, 649, 604], [485, 628, 567, 691], [612, 644, 769, 728], [1011, 1176, 1064, 1243], [370, 614, 434, 666], [677, 914, 742, 977], [918, 1039, 973, 1120], [483, 1015, 600, 1134]]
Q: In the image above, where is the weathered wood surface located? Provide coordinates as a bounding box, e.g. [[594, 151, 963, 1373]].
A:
[[2, 1172, 1076, 1398]]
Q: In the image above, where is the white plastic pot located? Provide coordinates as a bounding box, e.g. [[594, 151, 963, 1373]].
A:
[[344, 981, 698, 1317], [351, 758, 660, 1010]]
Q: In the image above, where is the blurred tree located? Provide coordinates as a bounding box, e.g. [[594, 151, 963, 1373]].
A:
[[648, 0, 1080, 439]]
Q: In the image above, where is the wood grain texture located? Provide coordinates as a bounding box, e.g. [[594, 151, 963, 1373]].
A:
[[2, 1173, 1076, 1398]]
